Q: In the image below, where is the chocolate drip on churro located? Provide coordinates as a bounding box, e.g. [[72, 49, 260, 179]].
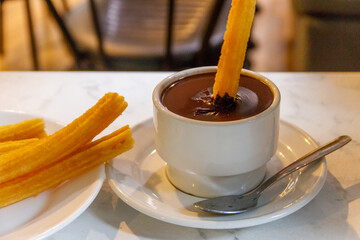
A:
[[194, 93, 240, 116]]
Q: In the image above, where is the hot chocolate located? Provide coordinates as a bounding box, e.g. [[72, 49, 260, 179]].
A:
[[161, 72, 274, 122]]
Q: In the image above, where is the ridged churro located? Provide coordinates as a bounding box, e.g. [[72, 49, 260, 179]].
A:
[[0, 118, 46, 142], [0, 126, 133, 208], [0, 138, 38, 153], [213, 0, 257, 99], [0, 92, 127, 184]]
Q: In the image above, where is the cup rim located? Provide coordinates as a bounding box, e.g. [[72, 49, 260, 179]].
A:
[[153, 66, 281, 125]]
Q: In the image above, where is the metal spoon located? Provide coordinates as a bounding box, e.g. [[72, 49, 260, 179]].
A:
[[193, 135, 351, 215]]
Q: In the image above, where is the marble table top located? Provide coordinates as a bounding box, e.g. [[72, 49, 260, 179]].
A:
[[0, 71, 359, 239]]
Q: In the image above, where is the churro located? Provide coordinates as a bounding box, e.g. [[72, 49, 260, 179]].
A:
[[0, 138, 38, 153], [0, 126, 133, 208], [0, 92, 127, 184], [213, 0, 257, 99], [0, 118, 46, 142]]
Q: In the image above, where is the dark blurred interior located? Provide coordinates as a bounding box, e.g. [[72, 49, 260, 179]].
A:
[[0, 0, 359, 71]]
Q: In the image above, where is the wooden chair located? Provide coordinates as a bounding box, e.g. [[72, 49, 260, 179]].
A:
[[0, 0, 38, 69], [46, 0, 232, 71], [0, 0, 69, 70]]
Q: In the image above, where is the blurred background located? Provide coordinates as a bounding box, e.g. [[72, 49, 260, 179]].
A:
[[0, 0, 359, 72]]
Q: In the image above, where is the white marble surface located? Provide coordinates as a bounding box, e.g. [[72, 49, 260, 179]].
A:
[[0, 71, 359, 239]]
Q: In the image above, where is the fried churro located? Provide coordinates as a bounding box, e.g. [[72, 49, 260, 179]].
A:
[[213, 0, 257, 99], [0, 126, 133, 208], [0, 118, 46, 142], [0, 138, 38, 153], [0, 92, 127, 184]]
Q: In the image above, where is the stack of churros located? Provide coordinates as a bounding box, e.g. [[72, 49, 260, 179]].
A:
[[0, 92, 134, 208]]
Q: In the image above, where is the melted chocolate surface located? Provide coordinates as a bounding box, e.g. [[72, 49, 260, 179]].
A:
[[161, 73, 274, 122]]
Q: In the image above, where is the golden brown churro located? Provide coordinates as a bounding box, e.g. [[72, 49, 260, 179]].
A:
[[213, 0, 257, 99], [0, 127, 133, 208], [0, 92, 127, 184], [0, 118, 46, 142], [0, 138, 39, 153]]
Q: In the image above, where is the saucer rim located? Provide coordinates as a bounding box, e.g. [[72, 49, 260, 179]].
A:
[[106, 118, 327, 229]]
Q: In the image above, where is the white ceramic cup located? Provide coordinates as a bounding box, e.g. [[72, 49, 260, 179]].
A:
[[152, 66, 280, 198]]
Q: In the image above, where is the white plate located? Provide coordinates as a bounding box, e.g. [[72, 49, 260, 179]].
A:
[[106, 118, 327, 229], [0, 110, 104, 240]]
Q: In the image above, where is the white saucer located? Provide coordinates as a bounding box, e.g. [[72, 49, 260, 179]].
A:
[[0, 110, 104, 239], [106, 118, 327, 229]]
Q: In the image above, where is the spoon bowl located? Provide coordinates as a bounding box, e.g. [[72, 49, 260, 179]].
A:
[[194, 135, 351, 214]]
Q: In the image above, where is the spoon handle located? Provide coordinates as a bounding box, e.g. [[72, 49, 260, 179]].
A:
[[256, 135, 351, 194]]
